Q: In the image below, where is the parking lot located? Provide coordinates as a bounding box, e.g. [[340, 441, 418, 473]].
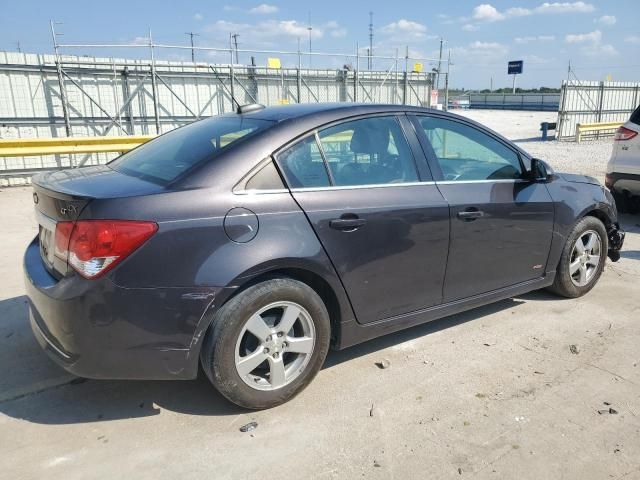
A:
[[1, 110, 639, 479]]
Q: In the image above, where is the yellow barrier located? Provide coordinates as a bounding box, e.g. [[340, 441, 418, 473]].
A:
[[575, 122, 623, 143], [0, 135, 156, 157]]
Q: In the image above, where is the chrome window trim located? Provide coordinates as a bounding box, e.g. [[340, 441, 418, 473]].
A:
[[289, 181, 436, 193], [234, 188, 290, 195], [436, 179, 528, 185], [236, 178, 528, 194]]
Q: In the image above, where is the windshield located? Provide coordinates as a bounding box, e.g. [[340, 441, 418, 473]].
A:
[[109, 116, 273, 184]]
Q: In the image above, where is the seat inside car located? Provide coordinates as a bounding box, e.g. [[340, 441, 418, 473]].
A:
[[337, 122, 387, 185]]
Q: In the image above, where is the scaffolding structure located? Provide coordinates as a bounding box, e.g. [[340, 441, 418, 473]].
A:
[[0, 28, 448, 183]]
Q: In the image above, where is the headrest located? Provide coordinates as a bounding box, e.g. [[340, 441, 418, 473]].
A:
[[350, 123, 389, 155]]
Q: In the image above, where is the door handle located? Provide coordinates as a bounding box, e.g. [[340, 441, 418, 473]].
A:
[[330, 215, 366, 231], [457, 208, 484, 221]]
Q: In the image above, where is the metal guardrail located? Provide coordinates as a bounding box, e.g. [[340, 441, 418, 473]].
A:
[[0, 135, 155, 157], [574, 122, 623, 143]]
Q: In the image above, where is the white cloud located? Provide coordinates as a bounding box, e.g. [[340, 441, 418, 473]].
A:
[[277, 20, 320, 37], [581, 44, 619, 56], [565, 30, 601, 44], [471, 2, 594, 22], [505, 7, 531, 17], [249, 4, 278, 14], [625, 35, 640, 44], [595, 15, 616, 26], [462, 24, 479, 31], [380, 19, 430, 41], [205, 19, 323, 46], [453, 40, 509, 59], [534, 1, 594, 14], [193, 13, 203, 21], [564, 29, 618, 57], [515, 35, 555, 44], [473, 4, 505, 21], [330, 28, 348, 38], [131, 36, 150, 45]]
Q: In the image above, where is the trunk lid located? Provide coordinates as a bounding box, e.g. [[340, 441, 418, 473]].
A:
[[32, 165, 165, 277]]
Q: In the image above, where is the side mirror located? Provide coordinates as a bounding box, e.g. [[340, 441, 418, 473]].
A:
[[529, 158, 552, 182]]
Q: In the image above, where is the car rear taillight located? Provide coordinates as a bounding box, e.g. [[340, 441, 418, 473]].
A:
[[614, 126, 638, 141], [54, 220, 158, 278]]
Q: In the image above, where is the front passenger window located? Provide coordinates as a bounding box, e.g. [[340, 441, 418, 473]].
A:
[[417, 116, 523, 181]]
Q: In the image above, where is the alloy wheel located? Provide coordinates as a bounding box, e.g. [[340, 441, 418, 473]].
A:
[[569, 230, 602, 287], [234, 301, 316, 391]]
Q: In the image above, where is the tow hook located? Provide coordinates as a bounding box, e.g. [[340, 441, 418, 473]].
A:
[[607, 224, 625, 262]]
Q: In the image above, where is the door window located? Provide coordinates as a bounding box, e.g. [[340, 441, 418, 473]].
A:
[[417, 116, 523, 181], [318, 116, 419, 186]]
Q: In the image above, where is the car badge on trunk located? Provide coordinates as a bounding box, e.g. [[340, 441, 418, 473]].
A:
[[60, 204, 77, 216]]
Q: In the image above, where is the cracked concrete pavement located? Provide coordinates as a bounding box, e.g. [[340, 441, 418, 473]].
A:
[[1, 112, 640, 479]]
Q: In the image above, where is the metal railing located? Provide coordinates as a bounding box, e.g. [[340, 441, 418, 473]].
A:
[[0, 135, 154, 157]]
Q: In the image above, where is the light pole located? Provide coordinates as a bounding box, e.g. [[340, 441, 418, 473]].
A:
[[307, 26, 312, 68], [184, 32, 200, 62], [231, 33, 240, 64]]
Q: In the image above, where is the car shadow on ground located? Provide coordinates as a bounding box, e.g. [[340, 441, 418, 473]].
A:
[[0, 291, 540, 424]]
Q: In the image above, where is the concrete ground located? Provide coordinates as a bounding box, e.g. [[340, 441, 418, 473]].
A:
[[1, 112, 640, 479]]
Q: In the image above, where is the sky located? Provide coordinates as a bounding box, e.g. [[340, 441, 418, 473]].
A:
[[1, 0, 639, 89]]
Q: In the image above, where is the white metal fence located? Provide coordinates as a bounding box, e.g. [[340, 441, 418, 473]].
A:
[[468, 93, 560, 111], [0, 51, 440, 185], [556, 80, 640, 140]]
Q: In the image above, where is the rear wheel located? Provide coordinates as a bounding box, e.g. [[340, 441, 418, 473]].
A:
[[200, 278, 331, 409], [548, 216, 607, 298]]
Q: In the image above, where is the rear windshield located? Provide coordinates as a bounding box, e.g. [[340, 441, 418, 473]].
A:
[[109, 116, 272, 184], [631, 104, 640, 126]]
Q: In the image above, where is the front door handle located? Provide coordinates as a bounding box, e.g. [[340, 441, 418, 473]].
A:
[[457, 208, 484, 221], [330, 215, 367, 231]]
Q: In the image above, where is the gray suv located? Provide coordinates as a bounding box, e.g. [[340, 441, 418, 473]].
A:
[[24, 103, 624, 409]]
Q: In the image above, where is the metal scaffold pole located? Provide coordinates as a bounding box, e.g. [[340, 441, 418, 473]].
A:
[[403, 46, 408, 105], [148, 29, 161, 135], [50, 20, 72, 137]]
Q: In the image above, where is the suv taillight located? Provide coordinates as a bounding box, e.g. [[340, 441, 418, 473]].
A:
[[614, 126, 638, 141], [54, 220, 158, 278]]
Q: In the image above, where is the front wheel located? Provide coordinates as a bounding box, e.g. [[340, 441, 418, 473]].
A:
[[200, 278, 331, 409], [548, 216, 608, 298]]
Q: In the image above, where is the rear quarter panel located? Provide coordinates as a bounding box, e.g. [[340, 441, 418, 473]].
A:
[[85, 187, 356, 339]]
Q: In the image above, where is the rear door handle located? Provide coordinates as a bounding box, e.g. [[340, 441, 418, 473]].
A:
[[457, 209, 484, 221], [330, 216, 367, 231]]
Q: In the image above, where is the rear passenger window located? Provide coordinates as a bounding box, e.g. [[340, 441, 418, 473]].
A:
[[278, 136, 330, 188], [244, 161, 284, 191], [318, 116, 419, 186]]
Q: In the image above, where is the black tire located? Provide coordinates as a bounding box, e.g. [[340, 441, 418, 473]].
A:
[[611, 190, 629, 214], [200, 278, 331, 409], [548, 216, 608, 298]]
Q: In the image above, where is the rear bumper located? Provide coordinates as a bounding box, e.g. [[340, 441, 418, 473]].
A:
[[24, 237, 221, 380], [606, 172, 640, 196]]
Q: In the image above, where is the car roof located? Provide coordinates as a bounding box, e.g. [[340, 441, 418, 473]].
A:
[[240, 102, 443, 122]]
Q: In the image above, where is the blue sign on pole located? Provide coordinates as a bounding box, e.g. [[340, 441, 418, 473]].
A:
[[508, 60, 523, 75]]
